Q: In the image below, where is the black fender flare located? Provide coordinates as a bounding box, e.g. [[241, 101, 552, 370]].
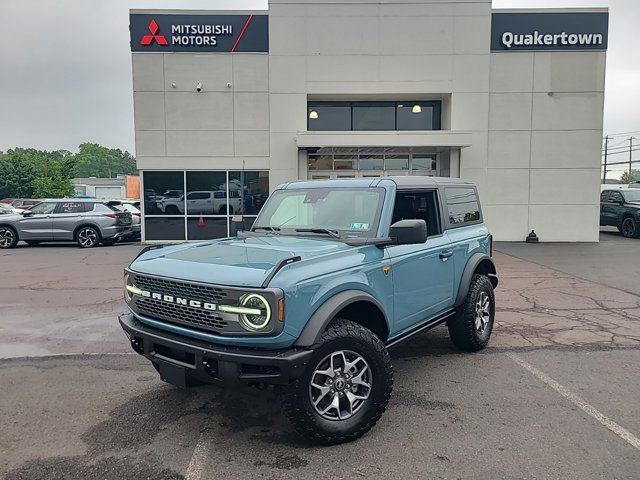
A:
[[294, 290, 389, 347], [454, 253, 498, 307]]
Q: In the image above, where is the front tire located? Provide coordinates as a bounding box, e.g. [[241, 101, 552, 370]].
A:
[[279, 319, 393, 445], [0, 226, 18, 249], [448, 274, 495, 352], [621, 216, 639, 238], [76, 226, 100, 248]]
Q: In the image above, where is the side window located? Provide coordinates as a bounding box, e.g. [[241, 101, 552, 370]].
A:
[[29, 202, 57, 215], [600, 191, 611, 202], [445, 187, 481, 226], [57, 202, 86, 214], [609, 191, 623, 203], [187, 192, 210, 200], [391, 190, 441, 236]]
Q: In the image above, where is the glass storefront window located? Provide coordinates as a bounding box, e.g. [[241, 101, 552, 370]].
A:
[[143, 171, 184, 215], [412, 155, 437, 171], [352, 105, 396, 130], [145, 217, 186, 240], [397, 103, 439, 130], [187, 217, 229, 240], [229, 170, 270, 215], [143, 170, 269, 242], [308, 154, 333, 171], [307, 104, 351, 131], [359, 155, 384, 170], [385, 155, 409, 170], [308, 101, 441, 132], [185, 171, 227, 215], [334, 155, 357, 170]]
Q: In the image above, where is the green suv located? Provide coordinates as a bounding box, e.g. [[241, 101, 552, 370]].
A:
[[600, 188, 640, 238]]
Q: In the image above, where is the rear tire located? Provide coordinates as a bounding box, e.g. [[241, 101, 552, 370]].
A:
[[448, 274, 495, 352], [0, 226, 18, 249], [25, 240, 40, 247], [76, 226, 100, 248], [279, 319, 393, 445]]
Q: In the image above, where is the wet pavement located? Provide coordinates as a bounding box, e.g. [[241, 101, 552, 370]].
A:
[[1, 237, 639, 479]]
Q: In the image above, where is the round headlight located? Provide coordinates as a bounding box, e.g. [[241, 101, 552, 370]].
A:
[[239, 294, 271, 331]]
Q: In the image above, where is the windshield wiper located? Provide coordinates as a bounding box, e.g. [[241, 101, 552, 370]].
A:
[[252, 226, 281, 234], [295, 228, 341, 238]]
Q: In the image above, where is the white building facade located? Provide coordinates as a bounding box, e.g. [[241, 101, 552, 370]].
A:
[[130, 0, 608, 242]]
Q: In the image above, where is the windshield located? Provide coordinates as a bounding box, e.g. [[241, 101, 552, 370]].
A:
[[622, 190, 640, 202], [253, 187, 385, 237]]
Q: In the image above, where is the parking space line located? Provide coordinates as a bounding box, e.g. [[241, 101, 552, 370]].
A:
[[184, 431, 208, 480], [506, 352, 640, 451]]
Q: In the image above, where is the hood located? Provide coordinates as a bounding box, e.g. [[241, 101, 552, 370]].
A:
[[129, 235, 357, 287]]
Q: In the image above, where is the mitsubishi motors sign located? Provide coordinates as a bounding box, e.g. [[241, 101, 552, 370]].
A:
[[130, 13, 268, 53]]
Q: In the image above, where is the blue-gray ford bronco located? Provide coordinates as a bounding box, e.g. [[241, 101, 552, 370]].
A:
[[120, 177, 498, 444]]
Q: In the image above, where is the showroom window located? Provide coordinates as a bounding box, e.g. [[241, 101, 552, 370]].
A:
[[307, 101, 441, 131], [142, 170, 269, 241]]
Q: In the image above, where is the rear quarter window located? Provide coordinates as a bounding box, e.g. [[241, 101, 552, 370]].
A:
[[444, 187, 482, 227]]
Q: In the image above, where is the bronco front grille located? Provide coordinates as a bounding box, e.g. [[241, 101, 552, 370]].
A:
[[131, 274, 232, 333], [133, 274, 227, 303]]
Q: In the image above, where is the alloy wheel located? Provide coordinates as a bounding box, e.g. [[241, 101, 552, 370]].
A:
[[475, 291, 491, 334], [0, 227, 15, 247], [309, 350, 372, 421], [622, 218, 635, 237], [78, 228, 98, 247]]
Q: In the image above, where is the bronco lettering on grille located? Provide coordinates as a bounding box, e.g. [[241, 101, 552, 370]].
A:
[[140, 289, 218, 311]]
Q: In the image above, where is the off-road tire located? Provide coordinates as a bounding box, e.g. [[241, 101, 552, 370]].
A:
[[0, 226, 18, 249], [448, 274, 495, 352], [279, 319, 393, 445]]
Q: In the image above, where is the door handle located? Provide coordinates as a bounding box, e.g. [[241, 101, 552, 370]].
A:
[[439, 250, 453, 260]]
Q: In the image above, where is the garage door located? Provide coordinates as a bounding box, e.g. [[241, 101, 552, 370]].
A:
[[94, 186, 123, 199]]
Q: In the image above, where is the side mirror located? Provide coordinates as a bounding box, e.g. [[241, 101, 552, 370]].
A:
[[389, 219, 428, 245], [22, 210, 35, 217]]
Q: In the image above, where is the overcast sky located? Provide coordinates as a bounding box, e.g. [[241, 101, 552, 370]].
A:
[[0, 0, 638, 175]]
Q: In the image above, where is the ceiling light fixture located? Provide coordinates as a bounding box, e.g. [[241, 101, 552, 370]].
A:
[[412, 105, 422, 113], [309, 110, 318, 119]]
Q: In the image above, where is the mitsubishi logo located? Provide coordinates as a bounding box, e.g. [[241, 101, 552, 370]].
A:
[[140, 19, 168, 46]]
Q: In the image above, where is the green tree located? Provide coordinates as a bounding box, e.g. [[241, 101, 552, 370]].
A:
[[0, 152, 37, 198], [73, 143, 137, 178], [620, 170, 640, 184], [31, 162, 74, 198]]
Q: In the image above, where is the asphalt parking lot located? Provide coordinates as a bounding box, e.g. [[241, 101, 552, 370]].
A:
[[1, 235, 639, 479]]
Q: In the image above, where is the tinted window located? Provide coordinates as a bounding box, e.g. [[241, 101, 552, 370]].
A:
[[600, 191, 611, 202], [229, 170, 269, 215], [392, 191, 441, 236], [609, 191, 624, 203], [29, 202, 57, 214], [397, 103, 440, 130], [445, 188, 481, 225], [308, 104, 351, 131], [145, 217, 185, 241], [57, 202, 87, 214], [143, 172, 184, 215], [187, 192, 210, 200], [352, 105, 396, 130], [187, 217, 228, 240], [622, 190, 640, 202]]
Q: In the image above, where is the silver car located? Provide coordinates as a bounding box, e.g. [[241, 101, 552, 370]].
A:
[[0, 199, 132, 249]]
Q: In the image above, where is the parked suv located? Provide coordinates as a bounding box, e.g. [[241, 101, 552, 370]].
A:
[[119, 177, 498, 444], [0, 199, 132, 249], [600, 189, 640, 238]]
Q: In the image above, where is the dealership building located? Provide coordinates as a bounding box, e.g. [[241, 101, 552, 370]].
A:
[[130, 0, 608, 242]]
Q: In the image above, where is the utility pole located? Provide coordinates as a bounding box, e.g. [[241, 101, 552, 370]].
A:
[[630, 136, 635, 175], [603, 135, 609, 184]]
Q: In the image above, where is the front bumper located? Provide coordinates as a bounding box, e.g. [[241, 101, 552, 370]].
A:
[[119, 313, 313, 386]]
